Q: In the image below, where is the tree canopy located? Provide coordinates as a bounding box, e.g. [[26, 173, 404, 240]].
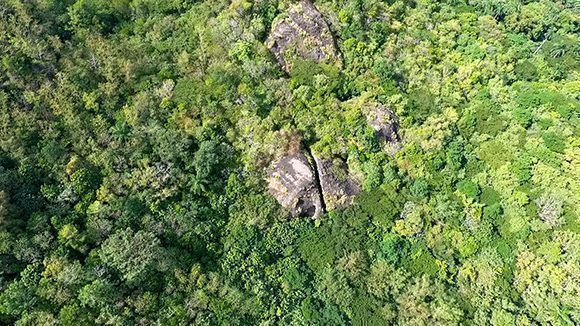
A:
[[1, 0, 578, 325]]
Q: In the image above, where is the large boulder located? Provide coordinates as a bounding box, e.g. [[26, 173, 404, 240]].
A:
[[267, 153, 323, 219], [313, 155, 360, 211], [266, 1, 340, 72], [266, 151, 361, 218]]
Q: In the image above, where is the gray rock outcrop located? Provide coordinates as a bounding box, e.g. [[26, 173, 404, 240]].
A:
[[312, 155, 360, 211], [265, 1, 340, 72], [267, 149, 360, 219], [365, 104, 402, 154], [267, 152, 324, 219]]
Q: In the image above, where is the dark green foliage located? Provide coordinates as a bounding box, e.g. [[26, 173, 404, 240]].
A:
[[410, 178, 430, 199], [354, 188, 402, 230], [290, 60, 341, 92], [68, 0, 132, 34], [513, 106, 534, 128], [542, 131, 566, 154], [512, 154, 533, 183], [480, 186, 501, 206], [378, 233, 409, 266], [514, 60, 539, 81], [469, 0, 519, 19], [70, 165, 101, 197], [407, 87, 436, 122], [446, 139, 466, 171], [456, 180, 480, 199], [349, 293, 387, 325], [0, 0, 578, 324], [0, 264, 41, 317], [192, 140, 232, 192], [98, 228, 162, 285], [406, 242, 439, 276], [483, 203, 503, 225], [300, 297, 346, 325]]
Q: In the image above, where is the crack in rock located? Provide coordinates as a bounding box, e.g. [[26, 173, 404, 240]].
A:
[[303, 146, 327, 214], [267, 152, 324, 219], [264, 4, 402, 218], [311, 154, 360, 212], [267, 144, 360, 219]]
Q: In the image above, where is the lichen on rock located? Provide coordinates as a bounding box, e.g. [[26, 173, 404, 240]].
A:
[[265, 0, 340, 73], [266, 149, 361, 218], [312, 155, 360, 211]]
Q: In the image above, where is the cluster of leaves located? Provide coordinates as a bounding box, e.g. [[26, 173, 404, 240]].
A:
[[0, 0, 578, 325]]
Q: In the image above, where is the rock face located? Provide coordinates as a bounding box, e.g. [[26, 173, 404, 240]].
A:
[[313, 155, 360, 211], [267, 150, 360, 219], [267, 153, 324, 219], [365, 104, 402, 154], [266, 1, 340, 72]]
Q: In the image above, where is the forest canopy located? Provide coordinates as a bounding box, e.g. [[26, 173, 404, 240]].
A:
[[0, 0, 579, 325]]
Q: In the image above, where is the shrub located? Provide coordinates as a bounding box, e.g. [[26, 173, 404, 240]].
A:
[[542, 132, 566, 154], [456, 180, 480, 199]]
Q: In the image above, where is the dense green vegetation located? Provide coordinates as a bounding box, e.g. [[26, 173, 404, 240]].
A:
[[1, 0, 579, 325]]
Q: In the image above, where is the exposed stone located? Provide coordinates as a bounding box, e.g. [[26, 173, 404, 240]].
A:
[[267, 152, 323, 219], [265, 0, 340, 72], [313, 155, 360, 211], [365, 104, 402, 154]]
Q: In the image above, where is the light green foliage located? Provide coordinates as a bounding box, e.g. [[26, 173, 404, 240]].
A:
[[514, 231, 580, 324], [0, 0, 578, 324], [395, 275, 464, 325], [394, 202, 426, 237]]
